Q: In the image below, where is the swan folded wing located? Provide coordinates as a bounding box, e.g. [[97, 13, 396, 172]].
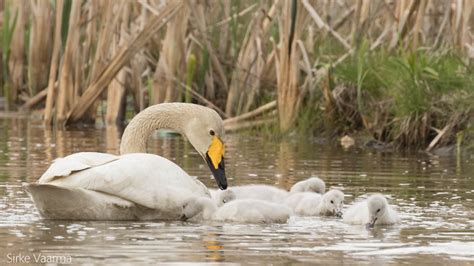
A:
[[47, 153, 210, 210], [38, 152, 120, 183]]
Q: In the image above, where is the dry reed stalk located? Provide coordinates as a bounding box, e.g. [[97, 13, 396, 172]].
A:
[[27, 0, 52, 96], [20, 87, 48, 110], [433, 0, 452, 48], [189, 1, 228, 93], [351, 0, 371, 45], [8, 0, 26, 103], [224, 100, 277, 126], [218, 0, 231, 57], [130, 55, 145, 112], [277, 0, 314, 133], [105, 125, 121, 155], [459, 0, 473, 50], [225, 1, 279, 116], [82, 0, 99, 87], [55, 0, 81, 125], [84, 0, 123, 123], [225, 6, 264, 116], [106, 3, 131, 125], [90, 0, 118, 82], [333, 5, 355, 31], [67, 1, 182, 123], [303, 0, 351, 50], [390, 0, 420, 49], [224, 117, 277, 132], [412, 0, 427, 50], [43, 0, 63, 125], [151, 2, 189, 104]]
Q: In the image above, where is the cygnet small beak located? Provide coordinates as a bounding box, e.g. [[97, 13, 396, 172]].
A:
[[366, 216, 377, 229], [179, 214, 188, 221]]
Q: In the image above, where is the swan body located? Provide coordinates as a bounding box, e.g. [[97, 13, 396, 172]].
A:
[[284, 189, 344, 217], [182, 197, 291, 224], [343, 194, 400, 227], [25, 103, 228, 220], [289, 177, 326, 194]]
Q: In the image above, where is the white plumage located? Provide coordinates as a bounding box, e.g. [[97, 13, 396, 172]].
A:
[[182, 197, 291, 224], [284, 189, 344, 216], [222, 185, 289, 203], [24, 103, 227, 221], [289, 177, 326, 194], [343, 194, 400, 227]]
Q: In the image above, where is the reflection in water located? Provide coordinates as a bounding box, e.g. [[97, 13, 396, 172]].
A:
[[0, 117, 473, 264]]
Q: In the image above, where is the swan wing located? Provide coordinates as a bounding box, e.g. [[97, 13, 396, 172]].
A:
[[39, 152, 120, 183], [40, 153, 210, 210]]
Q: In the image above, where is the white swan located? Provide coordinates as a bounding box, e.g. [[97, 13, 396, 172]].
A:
[[289, 177, 326, 194], [24, 103, 228, 220], [343, 194, 400, 227], [181, 196, 291, 224], [284, 189, 344, 217], [218, 185, 289, 203]]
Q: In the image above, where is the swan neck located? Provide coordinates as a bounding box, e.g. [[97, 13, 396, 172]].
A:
[[120, 104, 185, 154]]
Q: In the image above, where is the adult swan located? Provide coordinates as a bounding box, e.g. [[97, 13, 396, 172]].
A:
[[24, 103, 227, 220]]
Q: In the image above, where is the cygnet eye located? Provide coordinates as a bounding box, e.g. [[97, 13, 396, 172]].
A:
[[223, 199, 226, 203], [376, 208, 381, 213], [209, 130, 215, 136], [330, 200, 334, 204]]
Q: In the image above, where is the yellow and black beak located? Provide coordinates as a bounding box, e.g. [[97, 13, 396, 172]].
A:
[[205, 136, 227, 190]]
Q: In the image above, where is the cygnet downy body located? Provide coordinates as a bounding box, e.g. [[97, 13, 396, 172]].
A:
[[209, 189, 236, 207], [284, 189, 344, 217], [343, 194, 400, 228], [224, 185, 289, 203], [182, 196, 291, 224], [289, 177, 326, 194]]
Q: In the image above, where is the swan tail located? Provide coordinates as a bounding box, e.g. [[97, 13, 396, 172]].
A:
[[23, 183, 137, 220]]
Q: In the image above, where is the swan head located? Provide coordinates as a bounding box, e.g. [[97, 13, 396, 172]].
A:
[[321, 189, 344, 217], [183, 106, 227, 190], [120, 103, 228, 190], [366, 194, 388, 228], [215, 189, 236, 207]]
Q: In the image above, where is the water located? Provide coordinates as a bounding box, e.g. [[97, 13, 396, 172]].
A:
[[0, 116, 473, 264]]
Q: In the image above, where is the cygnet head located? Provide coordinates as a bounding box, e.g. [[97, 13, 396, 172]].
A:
[[216, 189, 236, 207], [366, 194, 388, 228], [320, 189, 344, 217], [181, 196, 216, 221]]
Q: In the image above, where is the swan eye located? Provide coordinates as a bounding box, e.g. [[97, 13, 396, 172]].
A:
[[376, 209, 381, 213], [330, 200, 334, 204], [209, 130, 215, 136]]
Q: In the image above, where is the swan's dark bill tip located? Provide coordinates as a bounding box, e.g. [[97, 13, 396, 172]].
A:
[[205, 154, 227, 190]]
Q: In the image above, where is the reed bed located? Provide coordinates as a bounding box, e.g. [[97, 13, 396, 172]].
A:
[[0, 0, 472, 150]]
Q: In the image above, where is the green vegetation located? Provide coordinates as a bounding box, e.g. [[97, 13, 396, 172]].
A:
[[0, 0, 472, 151]]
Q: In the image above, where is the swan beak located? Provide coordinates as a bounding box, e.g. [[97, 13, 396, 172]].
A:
[[206, 136, 227, 190]]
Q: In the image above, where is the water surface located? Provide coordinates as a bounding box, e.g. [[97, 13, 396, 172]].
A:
[[0, 116, 473, 264]]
